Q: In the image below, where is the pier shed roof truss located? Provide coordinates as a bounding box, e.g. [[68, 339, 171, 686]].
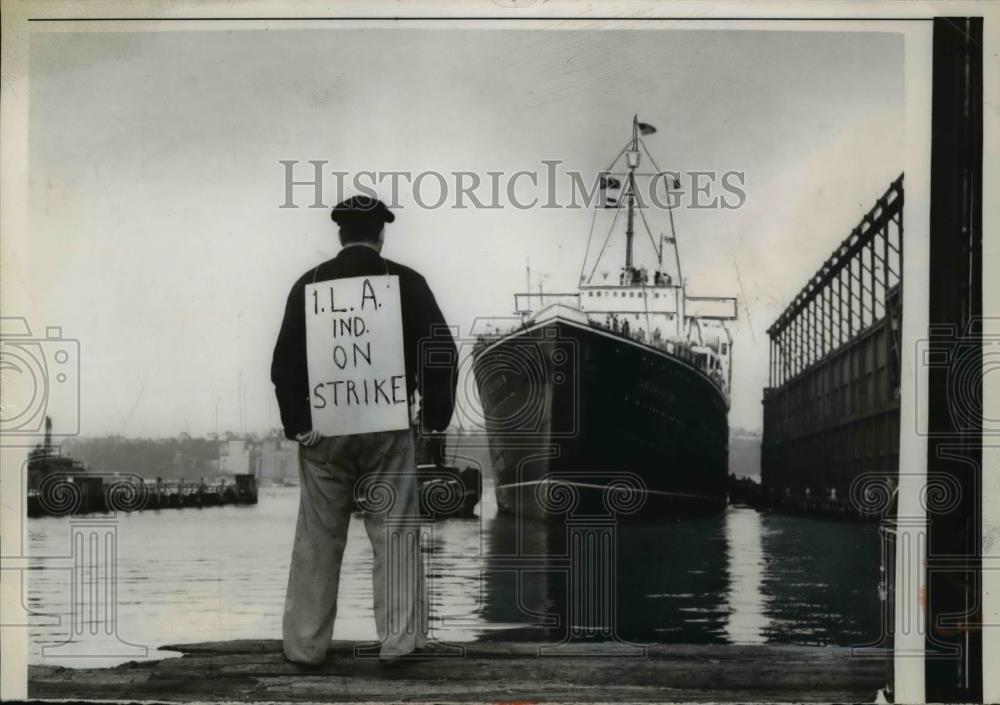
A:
[[766, 175, 903, 388]]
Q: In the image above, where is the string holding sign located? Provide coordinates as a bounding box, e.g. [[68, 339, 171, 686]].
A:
[[304, 275, 409, 437]]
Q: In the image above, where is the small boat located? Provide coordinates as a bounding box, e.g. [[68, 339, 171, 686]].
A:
[[415, 433, 482, 519]]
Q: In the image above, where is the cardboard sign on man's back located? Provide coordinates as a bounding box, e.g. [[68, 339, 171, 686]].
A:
[[305, 275, 409, 437]]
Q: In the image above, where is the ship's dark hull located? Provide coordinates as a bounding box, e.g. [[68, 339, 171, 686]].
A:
[[472, 318, 729, 520]]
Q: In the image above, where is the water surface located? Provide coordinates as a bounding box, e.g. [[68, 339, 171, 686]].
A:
[[27, 482, 882, 667]]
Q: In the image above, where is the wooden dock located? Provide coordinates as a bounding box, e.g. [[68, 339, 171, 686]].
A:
[[28, 639, 888, 702], [26, 473, 258, 517]]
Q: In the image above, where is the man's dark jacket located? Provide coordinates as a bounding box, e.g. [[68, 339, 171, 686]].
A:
[[271, 245, 458, 440]]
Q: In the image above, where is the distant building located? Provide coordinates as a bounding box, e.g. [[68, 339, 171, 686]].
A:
[[257, 438, 298, 485], [219, 439, 252, 476]]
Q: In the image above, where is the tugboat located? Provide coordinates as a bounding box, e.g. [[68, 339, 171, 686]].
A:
[[472, 116, 737, 519], [415, 432, 482, 519]]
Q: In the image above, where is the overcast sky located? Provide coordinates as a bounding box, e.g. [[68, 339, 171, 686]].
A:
[[24, 25, 904, 437]]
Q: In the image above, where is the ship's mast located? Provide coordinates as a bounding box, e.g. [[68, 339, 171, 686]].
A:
[[624, 114, 640, 274], [582, 115, 673, 288]]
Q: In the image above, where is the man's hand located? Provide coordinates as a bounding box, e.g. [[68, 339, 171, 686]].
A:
[[295, 430, 323, 447]]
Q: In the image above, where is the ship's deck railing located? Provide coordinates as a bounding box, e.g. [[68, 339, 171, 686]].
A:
[[474, 317, 729, 395], [587, 318, 729, 394]]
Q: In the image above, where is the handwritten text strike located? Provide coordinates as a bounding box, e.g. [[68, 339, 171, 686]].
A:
[[305, 276, 408, 436]]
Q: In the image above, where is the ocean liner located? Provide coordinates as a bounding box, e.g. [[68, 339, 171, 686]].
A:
[[471, 116, 737, 519]]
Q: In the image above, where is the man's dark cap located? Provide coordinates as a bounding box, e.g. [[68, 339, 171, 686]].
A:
[[331, 196, 395, 225]]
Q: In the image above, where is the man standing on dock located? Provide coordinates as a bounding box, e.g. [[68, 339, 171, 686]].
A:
[[271, 195, 457, 666]]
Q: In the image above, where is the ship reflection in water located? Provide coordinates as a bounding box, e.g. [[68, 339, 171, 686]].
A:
[[479, 501, 881, 646], [28, 483, 881, 666]]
